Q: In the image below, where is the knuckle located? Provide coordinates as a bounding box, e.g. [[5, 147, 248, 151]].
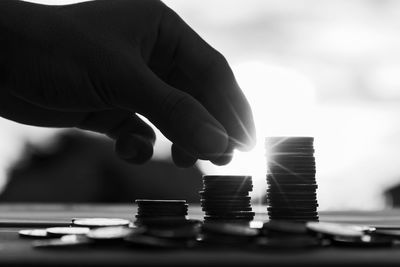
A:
[[198, 51, 230, 82]]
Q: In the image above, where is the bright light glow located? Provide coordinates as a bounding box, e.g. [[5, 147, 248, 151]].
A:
[[368, 65, 400, 99], [197, 61, 317, 203]]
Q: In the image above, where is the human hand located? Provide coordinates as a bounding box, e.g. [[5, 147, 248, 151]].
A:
[[0, 0, 256, 167]]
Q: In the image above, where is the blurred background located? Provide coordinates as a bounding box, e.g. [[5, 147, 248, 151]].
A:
[[2, 0, 400, 210]]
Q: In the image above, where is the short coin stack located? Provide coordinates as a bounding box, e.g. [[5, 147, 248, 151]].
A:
[[135, 199, 188, 226], [200, 175, 255, 223], [265, 137, 319, 222]]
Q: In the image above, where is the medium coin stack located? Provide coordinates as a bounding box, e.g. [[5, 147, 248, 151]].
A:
[[265, 137, 319, 222], [135, 199, 188, 226], [200, 175, 255, 223]]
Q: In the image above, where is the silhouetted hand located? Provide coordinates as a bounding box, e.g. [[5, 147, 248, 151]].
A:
[[0, 0, 255, 167]]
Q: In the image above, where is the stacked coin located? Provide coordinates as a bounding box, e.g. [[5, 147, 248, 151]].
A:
[[135, 199, 188, 226], [200, 175, 255, 223], [265, 137, 319, 222]]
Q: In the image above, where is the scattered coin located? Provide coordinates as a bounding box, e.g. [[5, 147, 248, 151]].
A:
[[72, 218, 131, 228], [19, 229, 49, 239], [86, 227, 136, 241], [46, 227, 90, 237], [33, 235, 91, 248], [306, 222, 364, 238]]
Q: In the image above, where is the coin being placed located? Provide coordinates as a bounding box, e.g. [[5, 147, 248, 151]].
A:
[[86, 226, 137, 241], [19, 229, 49, 239], [72, 218, 131, 228], [46, 227, 90, 237], [306, 222, 364, 238], [33, 235, 91, 248]]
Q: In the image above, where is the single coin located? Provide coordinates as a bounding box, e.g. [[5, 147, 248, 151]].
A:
[[201, 198, 251, 203], [19, 229, 49, 239], [205, 211, 255, 217], [203, 180, 253, 185], [267, 187, 317, 193], [203, 175, 252, 181], [199, 191, 250, 197], [268, 200, 318, 205], [267, 173, 316, 179], [267, 196, 317, 202], [269, 217, 319, 222], [33, 235, 91, 248], [268, 151, 315, 157], [205, 211, 255, 216], [268, 216, 319, 220], [203, 182, 253, 187], [136, 214, 188, 219], [137, 211, 188, 216], [72, 218, 131, 228], [267, 180, 317, 185], [202, 204, 252, 209], [268, 164, 316, 170], [267, 194, 317, 200], [268, 166, 316, 172], [267, 173, 317, 179], [135, 217, 191, 227], [200, 193, 251, 198], [203, 186, 253, 192], [86, 226, 136, 240], [203, 218, 252, 224], [204, 217, 254, 222], [202, 222, 259, 237], [306, 222, 364, 237], [265, 136, 314, 142], [268, 146, 315, 151], [135, 215, 186, 219], [201, 196, 251, 201], [136, 199, 186, 204], [331, 235, 393, 247], [204, 207, 253, 212], [267, 203, 318, 209], [268, 210, 318, 216], [267, 157, 315, 162], [46, 227, 90, 237], [137, 207, 188, 213]]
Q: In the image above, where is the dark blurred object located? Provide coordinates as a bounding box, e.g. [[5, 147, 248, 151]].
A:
[[0, 130, 202, 203], [384, 184, 400, 208]]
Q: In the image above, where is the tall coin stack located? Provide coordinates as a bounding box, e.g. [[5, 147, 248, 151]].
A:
[[135, 199, 188, 226], [200, 175, 255, 223], [265, 137, 319, 222]]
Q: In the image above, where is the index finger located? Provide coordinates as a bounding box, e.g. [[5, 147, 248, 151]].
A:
[[159, 7, 256, 151]]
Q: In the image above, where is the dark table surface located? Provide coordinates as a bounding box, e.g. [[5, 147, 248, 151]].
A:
[[1, 204, 400, 266]]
